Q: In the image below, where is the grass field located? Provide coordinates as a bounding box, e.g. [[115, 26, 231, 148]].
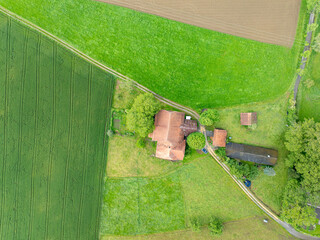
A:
[[0, 0, 307, 109], [101, 154, 263, 236], [298, 52, 320, 121], [101, 216, 297, 240], [214, 94, 290, 213], [0, 12, 115, 240]]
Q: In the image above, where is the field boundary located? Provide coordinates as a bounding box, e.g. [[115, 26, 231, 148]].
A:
[[0, 5, 199, 120]]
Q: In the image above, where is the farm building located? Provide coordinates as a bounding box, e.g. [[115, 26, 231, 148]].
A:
[[149, 110, 197, 161], [211, 129, 227, 148], [180, 119, 197, 136], [241, 112, 257, 126], [226, 142, 278, 166]]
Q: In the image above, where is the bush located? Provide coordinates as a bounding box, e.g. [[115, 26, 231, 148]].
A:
[[215, 147, 227, 160], [187, 132, 206, 149], [264, 166, 276, 176], [107, 129, 114, 137], [208, 217, 223, 236], [286, 93, 297, 126], [136, 138, 146, 148], [199, 109, 220, 126], [226, 158, 259, 180], [313, 33, 320, 53], [304, 79, 315, 88], [189, 217, 201, 232]]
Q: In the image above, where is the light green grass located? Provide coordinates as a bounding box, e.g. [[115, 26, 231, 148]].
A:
[[0, 0, 307, 109], [106, 135, 184, 177], [101, 216, 297, 240], [101, 155, 263, 236], [100, 177, 186, 235], [214, 95, 289, 213], [0, 12, 114, 239], [299, 52, 320, 121]]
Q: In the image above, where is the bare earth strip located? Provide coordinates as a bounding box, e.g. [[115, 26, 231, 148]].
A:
[[97, 0, 301, 47]]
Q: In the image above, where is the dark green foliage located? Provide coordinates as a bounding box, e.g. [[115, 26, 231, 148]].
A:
[[284, 119, 320, 192], [187, 132, 206, 150], [226, 158, 259, 180], [263, 167, 276, 176], [208, 217, 224, 236], [215, 147, 227, 160], [126, 93, 161, 137], [189, 217, 201, 232], [136, 138, 146, 148], [281, 180, 318, 227], [199, 109, 220, 126]]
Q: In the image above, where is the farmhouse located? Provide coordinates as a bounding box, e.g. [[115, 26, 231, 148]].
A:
[[226, 142, 278, 166], [148, 110, 197, 160], [241, 112, 257, 126], [211, 129, 227, 148]]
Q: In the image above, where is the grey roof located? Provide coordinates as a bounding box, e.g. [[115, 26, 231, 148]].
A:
[[226, 142, 278, 166]]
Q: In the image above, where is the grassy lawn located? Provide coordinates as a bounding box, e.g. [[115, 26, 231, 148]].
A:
[[214, 95, 290, 214], [107, 135, 184, 177], [101, 216, 297, 240], [100, 176, 186, 235], [101, 153, 265, 236], [0, 12, 114, 239], [298, 52, 320, 121], [0, 0, 307, 109]]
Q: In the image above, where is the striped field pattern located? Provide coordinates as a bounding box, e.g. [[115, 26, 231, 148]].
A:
[[0, 11, 115, 240]]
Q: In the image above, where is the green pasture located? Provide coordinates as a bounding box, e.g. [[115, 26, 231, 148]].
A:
[[0, 12, 114, 240], [0, 0, 307, 109]]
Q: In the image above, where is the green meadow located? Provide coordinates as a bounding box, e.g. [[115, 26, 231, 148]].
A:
[[0, 0, 307, 109]]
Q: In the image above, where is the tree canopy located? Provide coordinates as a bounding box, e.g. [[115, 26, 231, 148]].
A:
[[187, 132, 205, 149], [199, 109, 220, 126], [126, 93, 161, 137], [284, 119, 320, 193]]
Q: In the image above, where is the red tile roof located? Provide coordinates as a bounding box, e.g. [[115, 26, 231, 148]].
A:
[[211, 129, 227, 147], [240, 112, 257, 126]]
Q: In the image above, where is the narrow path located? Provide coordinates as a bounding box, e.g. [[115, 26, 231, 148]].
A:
[[0, 5, 318, 240], [294, 12, 316, 100]]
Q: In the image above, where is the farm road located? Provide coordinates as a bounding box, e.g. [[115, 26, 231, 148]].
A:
[[0, 5, 319, 240]]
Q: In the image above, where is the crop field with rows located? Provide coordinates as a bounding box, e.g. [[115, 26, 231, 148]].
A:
[[0, 12, 114, 240]]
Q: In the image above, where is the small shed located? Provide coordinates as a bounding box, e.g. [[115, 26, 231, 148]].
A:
[[211, 129, 227, 147], [241, 112, 257, 126], [226, 142, 277, 166], [180, 119, 197, 137]]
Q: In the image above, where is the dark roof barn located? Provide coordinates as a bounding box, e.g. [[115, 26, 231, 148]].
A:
[[226, 142, 277, 165]]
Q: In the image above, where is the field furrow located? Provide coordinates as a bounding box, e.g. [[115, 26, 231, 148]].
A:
[[77, 64, 93, 239], [0, 17, 10, 240], [0, 11, 115, 240], [60, 55, 75, 240], [14, 26, 28, 240]]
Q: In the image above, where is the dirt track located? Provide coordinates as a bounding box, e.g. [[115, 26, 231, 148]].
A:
[[97, 0, 301, 47]]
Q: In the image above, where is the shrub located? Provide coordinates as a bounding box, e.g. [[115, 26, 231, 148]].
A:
[[107, 129, 114, 137], [313, 33, 320, 53], [286, 93, 297, 126], [199, 109, 220, 126], [208, 217, 223, 236], [189, 218, 201, 232], [307, 23, 318, 32], [136, 138, 146, 148], [187, 132, 206, 149], [215, 147, 227, 160], [226, 158, 259, 180], [264, 166, 276, 176], [304, 79, 315, 88]]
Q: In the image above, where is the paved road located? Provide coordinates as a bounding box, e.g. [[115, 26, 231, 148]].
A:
[[294, 12, 315, 100], [1, 5, 319, 240]]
